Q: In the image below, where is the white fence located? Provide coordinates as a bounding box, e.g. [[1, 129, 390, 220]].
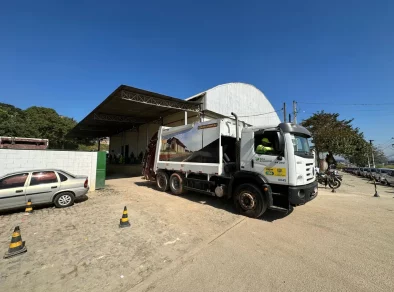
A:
[[0, 149, 97, 191]]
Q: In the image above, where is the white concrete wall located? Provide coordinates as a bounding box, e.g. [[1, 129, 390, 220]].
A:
[[0, 149, 98, 191]]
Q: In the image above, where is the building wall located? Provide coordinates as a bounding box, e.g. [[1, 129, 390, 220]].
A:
[[0, 149, 98, 191], [193, 83, 281, 127]]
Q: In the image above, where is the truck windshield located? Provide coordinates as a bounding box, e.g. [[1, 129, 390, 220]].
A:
[[291, 134, 312, 158]]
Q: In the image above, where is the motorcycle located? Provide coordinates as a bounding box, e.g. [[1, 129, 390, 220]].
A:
[[316, 166, 342, 189]]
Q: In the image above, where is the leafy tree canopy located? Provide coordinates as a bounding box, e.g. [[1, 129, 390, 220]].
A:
[[0, 103, 94, 150], [301, 111, 387, 166]]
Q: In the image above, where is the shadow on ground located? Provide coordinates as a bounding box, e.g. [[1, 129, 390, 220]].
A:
[[106, 173, 140, 180], [260, 207, 293, 222], [134, 181, 292, 222]]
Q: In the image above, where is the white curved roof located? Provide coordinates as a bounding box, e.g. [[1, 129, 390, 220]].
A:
[[187, 83, 281, 127]]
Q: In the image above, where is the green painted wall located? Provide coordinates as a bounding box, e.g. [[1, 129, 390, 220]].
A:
[[96, 151, 106, 189]]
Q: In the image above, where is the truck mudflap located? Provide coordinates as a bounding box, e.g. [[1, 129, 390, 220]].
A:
[[288, 181, 318, 206]]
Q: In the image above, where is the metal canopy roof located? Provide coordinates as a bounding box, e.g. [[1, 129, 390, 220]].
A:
[[67, 85, 201, 138]]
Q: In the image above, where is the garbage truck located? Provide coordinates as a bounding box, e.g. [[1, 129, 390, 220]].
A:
[[142, 113, 318, 218]]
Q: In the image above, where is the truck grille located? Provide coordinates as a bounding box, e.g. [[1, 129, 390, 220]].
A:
[[306, 163, 314, 181]]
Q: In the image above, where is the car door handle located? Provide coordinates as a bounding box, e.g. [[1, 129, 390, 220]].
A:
[[15, 190, 23, 193], [51, 186, 58, 189], [251, 159, 254, 168]]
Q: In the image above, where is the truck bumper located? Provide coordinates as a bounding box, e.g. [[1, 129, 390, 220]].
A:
[[288, 181, 318, 205]]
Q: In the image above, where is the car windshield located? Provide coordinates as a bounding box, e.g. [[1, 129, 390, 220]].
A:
[[290, 134, 311, 157]]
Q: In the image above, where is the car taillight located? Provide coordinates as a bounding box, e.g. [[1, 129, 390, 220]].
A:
[[84, 178, 88, 188]]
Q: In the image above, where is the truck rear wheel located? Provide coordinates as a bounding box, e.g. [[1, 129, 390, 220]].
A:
[[169, 173, 184, 195], [234, 183, 267, 218], [156, 171, 169, 192]]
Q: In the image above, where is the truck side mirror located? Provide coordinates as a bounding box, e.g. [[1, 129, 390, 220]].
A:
[[277, 132, 285, 153]]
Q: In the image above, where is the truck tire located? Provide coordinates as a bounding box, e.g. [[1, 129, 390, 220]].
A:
[[169, 173, 184, 195], [234, 183, 267, 218], [156, 171, 169, 192]]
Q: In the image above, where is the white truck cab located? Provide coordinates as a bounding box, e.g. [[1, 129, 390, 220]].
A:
[[240, 123, 317, 207]]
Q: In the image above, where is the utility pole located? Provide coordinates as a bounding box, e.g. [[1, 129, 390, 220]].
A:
[[369, 140, 376, 168], [293, 101, 297, 124], [283, 102, 287, 122], [289, 114, 291, 123], [366, 153, 371, 168]]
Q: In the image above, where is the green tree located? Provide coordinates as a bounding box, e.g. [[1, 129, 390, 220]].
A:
[[0, 103, 31, 137], [301, 111, 363, 158], [301, 111, 387, 166], [0, 103, 94, 150], [24, 107, 80, 149]]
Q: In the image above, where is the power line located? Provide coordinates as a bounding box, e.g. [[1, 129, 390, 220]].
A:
[[297, 101, 394, 106], [380, 144, 394, 151], [237, 108, 283, 118], [378, 138, 394, 147]]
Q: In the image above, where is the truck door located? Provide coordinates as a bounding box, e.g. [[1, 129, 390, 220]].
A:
[[241, 130, 288, 185]]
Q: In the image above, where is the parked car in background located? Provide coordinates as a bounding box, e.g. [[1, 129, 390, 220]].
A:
[[369, 168, 378, 180], [381, 169, 394, 186], [361, 168, 370, 177], [0, 169, 89, 211], [375, 168, 391, 183]]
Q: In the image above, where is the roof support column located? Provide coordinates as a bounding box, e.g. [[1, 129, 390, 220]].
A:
[[184, 111, 188, 125], [146, 126, 149, 148]]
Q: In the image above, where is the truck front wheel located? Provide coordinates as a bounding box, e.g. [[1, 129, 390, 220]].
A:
[[234, 183, 267, 218], [169, 173, 184, 195], [156, 171, 169, 192]]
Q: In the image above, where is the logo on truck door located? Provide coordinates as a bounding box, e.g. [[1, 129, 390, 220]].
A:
[[264, 167, 286, 177]]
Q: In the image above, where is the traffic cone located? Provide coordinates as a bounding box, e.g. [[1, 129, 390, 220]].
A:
[[4, 226, 27, 259], [25, 199, 33, 214], [119, 206, 131, 228]]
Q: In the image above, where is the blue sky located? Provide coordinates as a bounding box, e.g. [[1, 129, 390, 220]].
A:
[[1, 1, 393, 157]]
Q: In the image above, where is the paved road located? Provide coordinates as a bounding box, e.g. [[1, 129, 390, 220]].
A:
[[135, 173, 394, 292]]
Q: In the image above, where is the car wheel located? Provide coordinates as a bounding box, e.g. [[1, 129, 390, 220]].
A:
[[234, 183, 267, 218], [169, 173, 184, 195], [54, 192, 75, 208], [156, 171, 169, 192]]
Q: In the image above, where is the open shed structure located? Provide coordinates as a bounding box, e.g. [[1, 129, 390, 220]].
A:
[[68, 82, 280, 177]]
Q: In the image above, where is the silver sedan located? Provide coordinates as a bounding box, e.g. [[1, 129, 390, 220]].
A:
[[0, 169, 89, 211]]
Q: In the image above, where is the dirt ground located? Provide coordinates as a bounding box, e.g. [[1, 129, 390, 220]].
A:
[[1, 173, 394, 292]]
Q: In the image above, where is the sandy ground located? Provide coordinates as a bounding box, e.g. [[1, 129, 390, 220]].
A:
[[0, 177, 241, 292], [1, 173, 394, 292]]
